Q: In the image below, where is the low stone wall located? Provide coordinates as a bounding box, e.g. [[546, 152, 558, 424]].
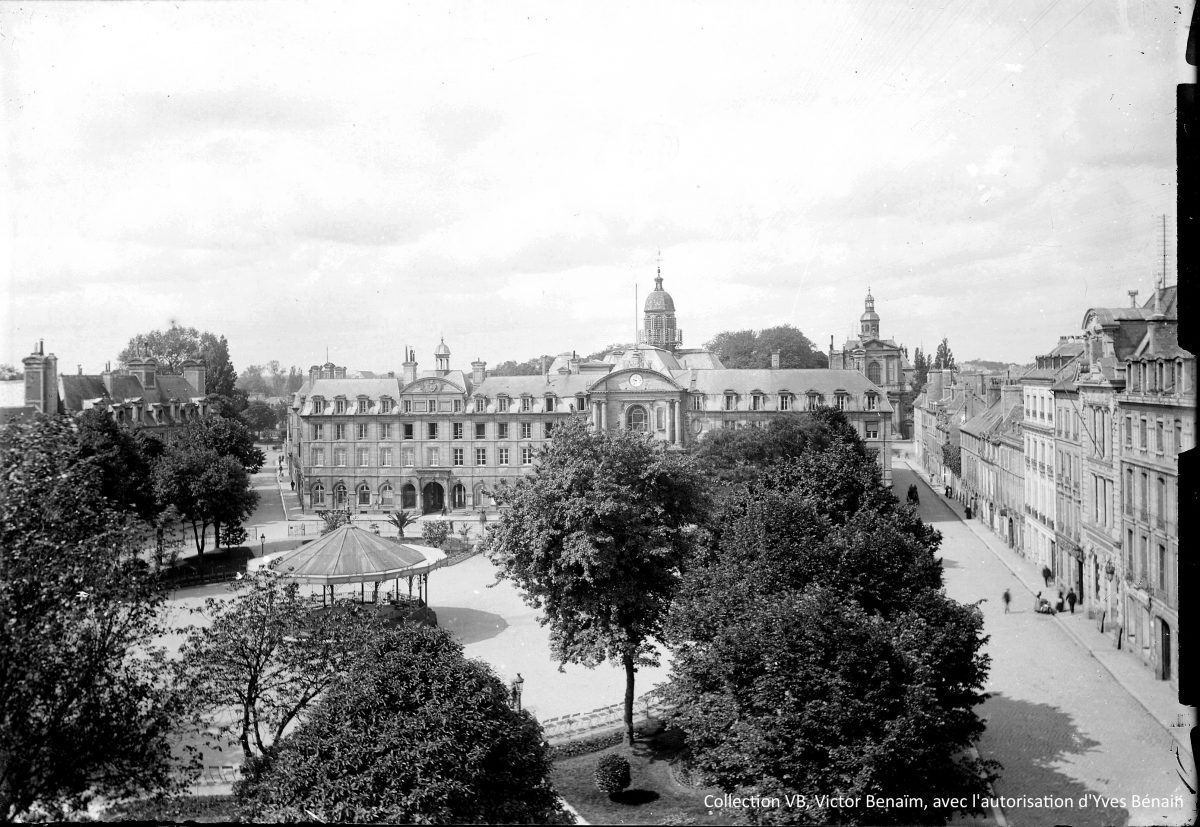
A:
[[539, 688, 669, 744]]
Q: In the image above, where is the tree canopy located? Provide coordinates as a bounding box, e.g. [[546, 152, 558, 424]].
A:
[[933, 337, 956, 370], [911, 346, 930, 394], [666, 410, 994, 824], [486, 417, 709, 744], [0, 416, 185, 819], [240, 400, 280, 434], [176, 572, 382, 760], [489, 355, 557, 376], [76, 407, 165, 523], [704, 324, 827, 369], [234, 624, 568, 824]]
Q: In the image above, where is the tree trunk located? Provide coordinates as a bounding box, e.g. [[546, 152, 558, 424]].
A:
[[623, 651, 636, 746]]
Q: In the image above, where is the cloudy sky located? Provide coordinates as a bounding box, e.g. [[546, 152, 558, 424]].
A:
[[0, 1, 1187, 376]]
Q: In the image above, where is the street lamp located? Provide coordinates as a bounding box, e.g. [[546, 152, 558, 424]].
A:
[[260, 533, 266, 558]]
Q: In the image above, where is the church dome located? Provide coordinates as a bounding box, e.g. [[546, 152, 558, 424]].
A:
[[434, 338, 450, 356], [644, 276, 675, 313]]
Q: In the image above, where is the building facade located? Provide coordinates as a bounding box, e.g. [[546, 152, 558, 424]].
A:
[[829, 291, 915, 437], [286, 276, 897, 515]]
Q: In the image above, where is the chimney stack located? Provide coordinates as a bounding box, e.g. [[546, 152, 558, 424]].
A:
[[1128, 289, 1139, 307], [471, 358, 487, 385], [770, 349, 781, 370], [568, 351, 581, 374], [181, 359, 207, 397], [402, 348, 418, 385]]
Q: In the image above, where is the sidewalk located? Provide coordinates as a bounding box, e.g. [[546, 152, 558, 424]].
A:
[[901, 459, 1195, 764]]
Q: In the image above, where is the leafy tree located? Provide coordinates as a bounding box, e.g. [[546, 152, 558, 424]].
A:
[[694, 408, 863, 485], [933, 337, 956, 370], [0, 416, 187, 819], [317, 509, 351, 534], [584, 343, 632, 361], [911, 346, 929, 395], [490, 355, 556, 376], [487, 418, 709, 745], [182, 415, 265, 473], [285, 366, 304, 394], [240, 400, 279, 434], [154, 446, 258, 557], [176, 572, 382, 759], [233, 624, 568, 824], [665, 411, 993, 825], [118, 325, 238, 398], [236, 364, 272, 396], [942, 442, 962, 477], [76, 407, 164, 523], [705, 325, 827, 369], [0, 363, 22, 380]]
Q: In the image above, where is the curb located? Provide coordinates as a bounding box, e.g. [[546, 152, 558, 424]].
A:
[[901, 461, 1193, 764]]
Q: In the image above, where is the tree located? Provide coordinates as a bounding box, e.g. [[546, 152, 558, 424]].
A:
[[118, 325, 238, 398], [694, 408, 864, 485], [933, 337, 956, 371], [240, 401, 279, 434], [0, 364, 22, 380], [705, 325, 827, 369], [490, 355, 556, 376], [0, 416, 186, 819], [176, 571, 382, 760], [664, 411, 993, 825], [387, 510, 417, 537], [233, 624, 568, 824], [236, 365, 272, 397], [76, 407, 164, 523], [154, 446, 258, 557], [486, 418, 709, 744], [182, 415, 265, 473], [911, 346, 929, 395], [421, 520, 451, 548]]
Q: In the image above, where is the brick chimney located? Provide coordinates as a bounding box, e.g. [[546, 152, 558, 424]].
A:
[[568, 351, 581, 374], [402, 347, 418, 385], [22, 340, 59, 414], [770, 349, 781, 370], [181, 359, 207, 396], [471, 358, 487, 385]]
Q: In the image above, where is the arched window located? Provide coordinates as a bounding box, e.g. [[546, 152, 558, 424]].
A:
[[867, 361, 882, 384], [357, 483, 371, 506], [452, 484, 466, 509], [474, 483, 488, 508], [401, 484, 417, 510], [380, 483, 394, 506], [626, 405, 648, 432], [333, 483, 348, 507], [311, 482, 326, 507]]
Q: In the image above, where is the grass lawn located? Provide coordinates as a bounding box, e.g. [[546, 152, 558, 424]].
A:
[[552, 727, 732, 826]]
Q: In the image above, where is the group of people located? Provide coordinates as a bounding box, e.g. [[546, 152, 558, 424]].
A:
[[1000, 586, 1077, 615]]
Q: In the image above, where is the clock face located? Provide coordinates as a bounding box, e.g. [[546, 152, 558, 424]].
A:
[[629, 373, 644, 388]]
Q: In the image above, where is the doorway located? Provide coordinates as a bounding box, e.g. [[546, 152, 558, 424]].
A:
[[422, 482, 445, 514], [1161, 620, 1172, 681]]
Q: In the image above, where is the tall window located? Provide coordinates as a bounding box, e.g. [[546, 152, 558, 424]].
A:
[[357, 484, 371, 506], [867, 362, 881, 383], [545, 396, 556, 412], [312, 399, 325, 414], [380, 483, 394, 506], [334, 424, 346, 440], [750, 394, 763, 411], [311, 448, 325, 466], [521, 447, 534, 464], [475, 423, 486, 439], [655, 407, 665, 430], [453, 422, 463, 439], [380, 448, 392, 466], [521, 396, 533, 412], [426, 447, 441, 466], [380, 423, 393, 440], [1158, 544, 1167, 591], [778, 394, 791, 411], [334, 484, 347, 507], [866, 393, 878, 411], [335, 399, 347, 414], [475, 397, 487, 413], [380, 399, 393, 414], [356, 448, 369, 467], [403, 400, 412, 413], [497, 396, 510, 412], [835, 393, 848, 410], [311, 482, 325, 506], [428, 423, 438, 439], [521, 422, 532, 439], [402, 448, 414, 466], [334, 448, 347, 467], [403, 423, 414, 440], [312, 424, 324, 440], [865, 422, 879, 439], [1156, 420, 1164, 454], [453, 399, 463, 413], [498, 423, 510, 439], [357, 399, 369, 414], [476, 448, 487, 465], [626, 405, 648, 432], [691, 394, 704, 411], [723, 394, 736, 411], [453, 448, 464, 466], [544, 421, 554, 438], [498, 448, 510, 465], [356, 423, 368, 440]]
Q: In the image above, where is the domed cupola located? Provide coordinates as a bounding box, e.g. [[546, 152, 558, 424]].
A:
[[860, 289, 880, 338], [641, 256, 683, 351], [434, 338, 451, 374]]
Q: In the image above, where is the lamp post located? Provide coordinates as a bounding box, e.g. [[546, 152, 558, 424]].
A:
[[260, 533, 266, 558]]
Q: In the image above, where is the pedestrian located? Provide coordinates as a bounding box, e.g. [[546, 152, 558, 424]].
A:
[[1002, 588, 1011, 613], [290, 480, 295, 491], [1055, 590, 1065, 613], [965, 504, 972, 519], [1034, 590, 1042, 612], [1041, 565, 1052, 587], [1067, 588, 1077, 614]]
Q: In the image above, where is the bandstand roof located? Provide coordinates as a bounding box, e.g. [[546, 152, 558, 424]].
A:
[[255, 525, 448, 584]]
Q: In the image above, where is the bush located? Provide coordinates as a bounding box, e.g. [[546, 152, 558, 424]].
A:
[[594, 754, 631, 796], [219, 523, 248, 548], [421, 520, 451, 548]]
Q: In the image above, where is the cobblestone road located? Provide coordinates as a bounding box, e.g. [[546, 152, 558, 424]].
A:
[[895, 467, 1192, 827]]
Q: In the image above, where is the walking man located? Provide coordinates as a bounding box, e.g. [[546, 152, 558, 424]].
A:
[[1067, 588, 1077, 614], [1041, 565, 1052, 587], [1002, 588, 1011, 614]]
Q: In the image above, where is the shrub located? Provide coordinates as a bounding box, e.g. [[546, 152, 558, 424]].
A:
[[421, 520, 451, 548], [594, 754, 631, 796]]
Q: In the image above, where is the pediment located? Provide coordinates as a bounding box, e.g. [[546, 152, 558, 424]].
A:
[[401, 376, 462, 395], [588, 368, 682, 394]]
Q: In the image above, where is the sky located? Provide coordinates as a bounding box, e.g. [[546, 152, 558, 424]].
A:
[[0, 0, 1188, 376]]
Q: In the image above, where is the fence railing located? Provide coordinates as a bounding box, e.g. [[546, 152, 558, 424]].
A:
[[538, 688, 669, 743]]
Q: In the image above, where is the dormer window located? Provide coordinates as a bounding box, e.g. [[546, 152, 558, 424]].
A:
[[778, 393, 792, 411], [865, 393, 878, 411], [498, 395, 511, 412], [402, 399, 412, 414], [835, 392, 849, 410], [521, 396, 533, 412], [475, 396, 487, 413], [723, 393, 737, 411], [749, 392, 765, 411], [312, 398, 325, 414], [806, 392, 824, 409], [545, 396, 556, 412], [335, 399, 347, 414], [380, 398, 394, 414], [357, 398, 370, 414], [690, 394, 704, 411]]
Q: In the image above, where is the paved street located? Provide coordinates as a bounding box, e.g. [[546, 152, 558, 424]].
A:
[[894, 465, 1193, 827]]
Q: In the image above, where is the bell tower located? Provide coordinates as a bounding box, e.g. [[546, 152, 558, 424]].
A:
[[860, 289, 880, 338]]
